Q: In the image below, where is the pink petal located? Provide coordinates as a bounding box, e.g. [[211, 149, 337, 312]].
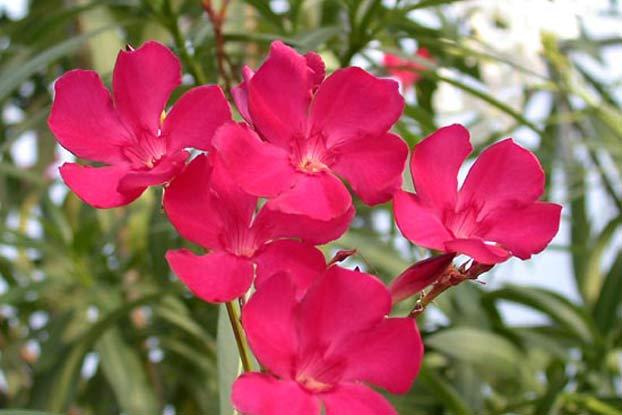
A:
[[113, 41, 181, 135], [48, 70, 131, 164], [297, 266, 391, 353], [232, 373, 319, 415], [332, 132, 408, 205], [166, 249, 253, 303], [163, 85, 231, 152], [444, 238, 510, 265], [241, 273, 300, 378], [254, 205, 355, 245], [480, 201, 562, 260], [335, 318, 423, 394], [59, 162, 143, 208], [212, 122, 297, 197], [305, 52, 325, 88], [310, 67, 403, 148], [393, 190, 452, 250], [163, 155, 224, 249], [322, 383, 398, 415], [390, 253, 455, 304], [117, 150, 188, 193], [411, 124, 472, 211], [247, 41, 313, 147], [266, 172, 352, 221], [254, 240, 326, 296], [459, 139, 545, 215], [232, 65, 255, 124]]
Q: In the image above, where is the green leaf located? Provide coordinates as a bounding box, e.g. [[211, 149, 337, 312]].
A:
[[426, 327, 525, 377], [485, 286, 598, 345], [593, 251, 622, 335], [418, 364, 474, 415], [0, 411, 62, 415], [217, 304, 241, 415], [96, 328, 160, 415], [0, 24, 121, 102]]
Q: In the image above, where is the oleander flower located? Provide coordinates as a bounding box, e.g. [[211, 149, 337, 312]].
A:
[[214, 41, 408, 221], [394, 124, 562, 264], [232, 266, 423, 415], [383, 48, 432, 90], [48, 41, 231, 208], [164, 154, 353, 303]]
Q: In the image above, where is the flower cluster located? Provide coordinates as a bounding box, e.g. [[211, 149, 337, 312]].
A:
[[48, 40, 562, 414]]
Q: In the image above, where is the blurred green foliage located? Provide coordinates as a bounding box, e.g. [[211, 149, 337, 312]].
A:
[[0, 0, 621, 414]]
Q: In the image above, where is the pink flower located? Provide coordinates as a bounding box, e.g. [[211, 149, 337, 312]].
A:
[[164, 154, 353, 303], [394, 124, 562, 265], [232, 266, 423, 415], [383, 48, 431, 90], [389, 253, 455, 304], [48, 41, 231, 208], [214, 41, 408, 221]]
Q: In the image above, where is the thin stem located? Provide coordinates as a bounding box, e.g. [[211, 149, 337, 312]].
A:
[[202, 0, 233, 94], [225, 301, 252, 372]]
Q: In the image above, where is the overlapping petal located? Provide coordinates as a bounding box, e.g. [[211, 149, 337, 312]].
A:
[[411, 124, 471, 211], [253, 240, 326, 294], [112, 41, 181, 135], [322, 384, 398, 415], [480, 202, 562, 260], [393, 190, 452, 250], [166, 249, 254, 303], [164, 85, 231, 152], [310, 67, 403, 148], [335, 318, 423, 393], [332, 132, 408, 205], [213, 123, 296, 197], [444, 238, 510, 265], [59, 163, 142, 208], [163, 154, 224, 249], [117, 150, 188, 193], [48, 70, 131, 164], [459, 139, 545, 214], [247, 41, 312, 146], [297, 266, 391, 352], [232, 373, 319, 415], [266, 172, 352, 221], [241, 273, 300, 378]]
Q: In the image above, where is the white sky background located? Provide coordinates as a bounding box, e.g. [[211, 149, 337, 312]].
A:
[[1, 0, 622, 325]]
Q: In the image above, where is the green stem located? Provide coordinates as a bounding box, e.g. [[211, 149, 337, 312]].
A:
[[225, 301, 252, 372]]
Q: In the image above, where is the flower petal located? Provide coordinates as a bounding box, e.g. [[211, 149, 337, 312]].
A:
[[310, 67, 403, 148], [212, 122, 297, 197], [48, 70, 131, 164], [232, 373, 319, 415], [390, 253, 455, 304], [322, 384, 397, 415], [59, 162, 143, 208], [444, 238, 510, 265], [335, 318, 423, 394], [393, 190, 452, 250], [297, 266, 391, 353], [459, 139, 545, 215], [163, 155, 224, 249], [241, 273, 300, 378], [254, 240, 326, 296], [166, 249, 253, 303], [411, 124, 472, 211], [117, 150, 188, 193], [163, 85, 231, 152], [332, 132, 408, 205], [254, 205, 355, 245], [232, 65, 255, 124], [480, 201, 562, 260], [305, 52, 325, 88], [247, 41, 313, 146], [266, 172, 352, 221], [113, 41, 181, 135]]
